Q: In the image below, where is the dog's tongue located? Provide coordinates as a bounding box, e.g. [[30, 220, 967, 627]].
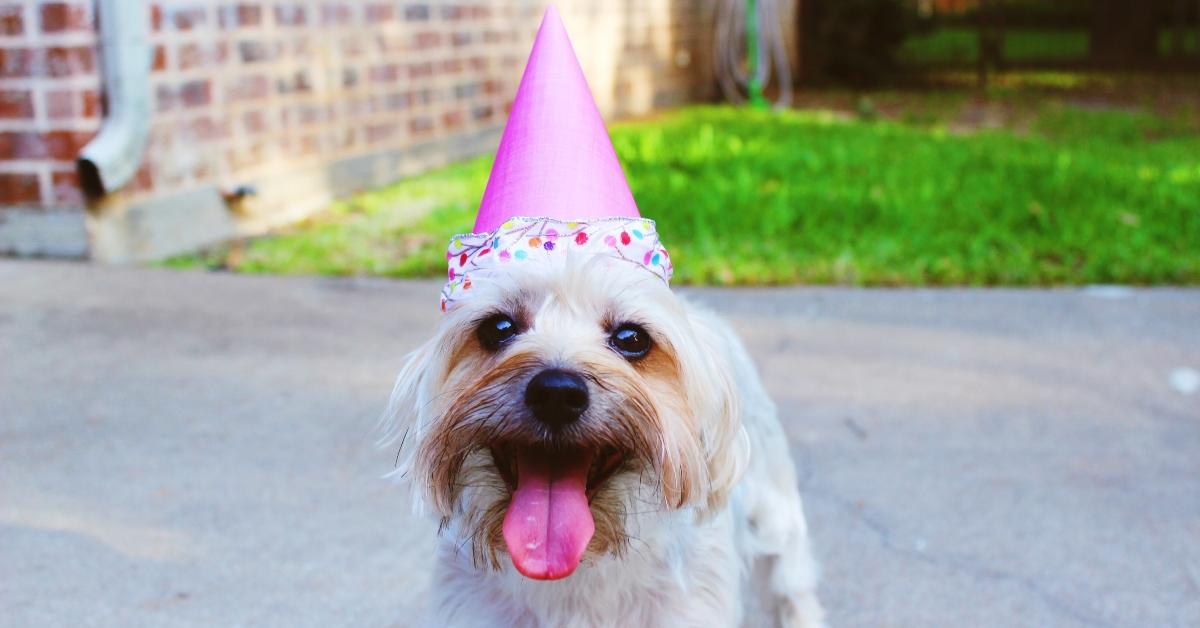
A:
[[502, 452, 594, 580]]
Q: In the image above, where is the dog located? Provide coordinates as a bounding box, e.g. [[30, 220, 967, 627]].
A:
[[382, 254, 825, 627]]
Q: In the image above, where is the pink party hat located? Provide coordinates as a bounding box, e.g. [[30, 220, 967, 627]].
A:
[[442, 5, 671, 314], [473, 5, 640, 232]]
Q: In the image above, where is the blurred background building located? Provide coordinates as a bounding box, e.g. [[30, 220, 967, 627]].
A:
[[0, 0, 1196, 262], [0, 0, 717, 261]]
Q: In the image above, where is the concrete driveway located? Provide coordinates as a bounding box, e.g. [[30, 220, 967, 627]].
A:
[[2, 260, 1198, 627]]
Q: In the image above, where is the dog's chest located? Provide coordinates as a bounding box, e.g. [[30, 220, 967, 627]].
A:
[[438, 511, 744, 628]]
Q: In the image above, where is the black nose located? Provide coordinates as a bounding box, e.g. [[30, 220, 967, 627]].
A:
[[524, 369, 589, 428]]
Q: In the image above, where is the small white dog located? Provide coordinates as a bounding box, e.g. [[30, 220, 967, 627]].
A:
[[382, 255, 825, 627]]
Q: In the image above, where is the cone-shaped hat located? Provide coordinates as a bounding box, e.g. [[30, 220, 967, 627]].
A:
[[474, 5, 639, 232], [440, 5, 671, 313]]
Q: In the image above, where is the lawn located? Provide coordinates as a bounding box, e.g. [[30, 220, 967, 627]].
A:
[[899, 27, 1199, 66], [170, 91, 1200, 286], [899, 28, 1090, 66]]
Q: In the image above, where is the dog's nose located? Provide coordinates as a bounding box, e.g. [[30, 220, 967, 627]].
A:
[[524, 368, 589, 428]]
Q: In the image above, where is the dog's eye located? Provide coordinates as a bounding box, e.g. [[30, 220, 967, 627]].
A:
[[477, 314, 520, 350], [609, 323, 652, 360]]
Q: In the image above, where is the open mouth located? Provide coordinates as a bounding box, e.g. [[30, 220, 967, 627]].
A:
[[490, 446, 624, 581]]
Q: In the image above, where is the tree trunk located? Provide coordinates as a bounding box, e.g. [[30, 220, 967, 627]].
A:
[[977, 0, 1004, 89], [1090, 0, 1163, 67], [1171, 0, 1187, 58]]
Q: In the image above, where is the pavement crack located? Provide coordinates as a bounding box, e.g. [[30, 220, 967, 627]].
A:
[[808, 488, 1119, 628]]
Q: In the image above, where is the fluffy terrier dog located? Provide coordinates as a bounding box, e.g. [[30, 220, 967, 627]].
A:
[[382, 256, 825, 627]]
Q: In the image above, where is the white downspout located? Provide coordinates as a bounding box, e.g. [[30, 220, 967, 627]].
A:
[[77, 0, 150, 198]]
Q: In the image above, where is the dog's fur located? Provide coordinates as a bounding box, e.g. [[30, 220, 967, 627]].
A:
[[383, 254, 824, 627]]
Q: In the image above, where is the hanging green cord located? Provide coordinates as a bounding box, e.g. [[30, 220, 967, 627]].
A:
[[745, 0, 768, 109]]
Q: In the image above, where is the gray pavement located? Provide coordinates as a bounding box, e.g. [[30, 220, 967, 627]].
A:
[[2, 260, 1198, 627]]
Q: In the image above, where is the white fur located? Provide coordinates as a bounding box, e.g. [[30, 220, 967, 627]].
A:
[[382, 256, 824, 628]]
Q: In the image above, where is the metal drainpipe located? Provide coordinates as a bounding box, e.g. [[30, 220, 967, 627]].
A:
[[77, 0, 151, 199]]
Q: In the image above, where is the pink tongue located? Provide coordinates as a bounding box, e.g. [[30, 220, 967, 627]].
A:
[[502, 452, 594, 580]]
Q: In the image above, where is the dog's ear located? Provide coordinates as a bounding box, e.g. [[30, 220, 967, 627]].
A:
[[379, 333, 446, 487], [678, 303, 751, 515]]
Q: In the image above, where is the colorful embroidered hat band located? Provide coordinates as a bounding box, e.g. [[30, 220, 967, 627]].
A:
[[440, 216, 673, 312]]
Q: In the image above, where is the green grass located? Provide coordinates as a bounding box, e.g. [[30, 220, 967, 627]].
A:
[[899, 27, 1200, 66], [171, 101, 1200, 286], [900, 28, 1091, 66], [1159, 29, 1200, 56]]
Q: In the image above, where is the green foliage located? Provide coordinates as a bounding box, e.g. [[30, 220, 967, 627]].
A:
[[899, 28, 1091, 65], [900, 27, 1199, 67], [170, 102, 1200, 286]]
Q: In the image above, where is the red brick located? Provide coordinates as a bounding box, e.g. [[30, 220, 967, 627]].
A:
[[0, 89, 33, 118], [368, 63, 400, 84], [150, 3, 162, 31], [51, 169, 83, 204], [320, 4, 353, 26], [187, 116, 229, 141], [276, 70, 311, 94], [297, 103, 326, 125], [242, 110, 267, 134], [365, 3, 394, 22], [82, 90, 100, 117], [0, 172, 40, 204], [177, 42, 219, 70], [40, 2, 90, 33], [43, 130, 93, 160], [414, 31, 440, 48], [179, 79, 211, 107], [219, 4, 262, 28], [408, 116, 433, 135], [45, 90, 73, 118], [169, 7, 206, 31], [44, 46, 95, 77], [274, 4, 306, 26], [407, 61, 432, 79], [0, 131, 45, 159], [49, 89, 99, 118], [128, 162, 154, 194], [1, 4, 23, 35], [238, 40, 271, 63], [472, 104, 494, 121], [378, 91, 410, 112], [154, 84, 175, 112], [453, 82, 477, 99], [365, 122, 396, 144], [226, 74, 269, 101], [153, 44, 167, 71], [403, 4, 430, 21], [442, 110, 464, 130], [410, 88, 433, 106], [0, 48, 36, 78]]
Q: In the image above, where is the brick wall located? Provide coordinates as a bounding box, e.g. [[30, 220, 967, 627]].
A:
[[2, 1, 715, 260], [0, 1, 100, 210]]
